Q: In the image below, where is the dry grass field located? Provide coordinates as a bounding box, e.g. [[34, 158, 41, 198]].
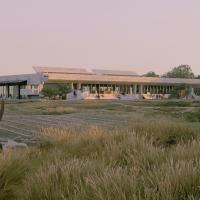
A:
[[0, 99, 200, 199], [1, 100, 200, 143]]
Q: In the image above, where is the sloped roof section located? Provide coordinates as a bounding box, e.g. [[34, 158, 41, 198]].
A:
[[33, 66, 89, 74], [92, 69, 137, 76]]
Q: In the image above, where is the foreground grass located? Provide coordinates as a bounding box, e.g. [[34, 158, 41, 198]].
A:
[[1, 117, 200, 200]]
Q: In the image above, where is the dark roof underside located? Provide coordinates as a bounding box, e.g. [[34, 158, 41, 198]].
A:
[[0, 80, 27, 86]]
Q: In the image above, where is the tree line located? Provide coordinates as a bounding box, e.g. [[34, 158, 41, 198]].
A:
[[144, 65, 200, 79]]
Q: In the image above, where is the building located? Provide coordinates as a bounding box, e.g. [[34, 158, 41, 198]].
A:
[[0, 66, 200, 100]]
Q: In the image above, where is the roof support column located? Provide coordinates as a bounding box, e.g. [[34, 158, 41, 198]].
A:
[[133, 85, 137, 94], [71, 82, 74, 90], [130, 86, 133, 95], [189, 86, 194, 96], [139, 85, 143, 94], [157, 86, 159, 94], [78, 83, 81, 90], [18, 85, 21, 99], [166, 86, 168, 94], [6, 85, 10, 98]]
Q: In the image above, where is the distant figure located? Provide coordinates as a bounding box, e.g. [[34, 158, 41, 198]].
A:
[[73, 90, 77, 97]]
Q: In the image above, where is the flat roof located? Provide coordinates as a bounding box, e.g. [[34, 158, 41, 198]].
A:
[[0, 73, 45, 85], [33, 66, 90, 74], [92, 69, 137, 76], [46, 73, 200, 86], [33, 66, 138, 76], [0, 66, 200, 87]]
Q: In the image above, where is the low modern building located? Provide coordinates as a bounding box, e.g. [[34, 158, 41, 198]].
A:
[[0, 66, 200, 100]]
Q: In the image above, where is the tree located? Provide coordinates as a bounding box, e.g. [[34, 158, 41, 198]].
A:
[[170, 85, 190, 99], [143, 71, 159, 77], [42, 84, 71, 99], [57, 84, 71, 96], [163, 65, 194, 79], [42, 85, 60, 99], [196, 75, 200, 79]]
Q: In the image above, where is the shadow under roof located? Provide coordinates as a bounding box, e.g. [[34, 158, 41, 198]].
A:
[[0, 73, 45, 85], [0, 80, 27, 86]]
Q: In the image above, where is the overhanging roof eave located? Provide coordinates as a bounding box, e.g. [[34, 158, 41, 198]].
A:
[[0, 80, 27, 86]]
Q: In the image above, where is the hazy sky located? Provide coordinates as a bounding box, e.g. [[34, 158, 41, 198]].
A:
[[0, 0, 200, 76]]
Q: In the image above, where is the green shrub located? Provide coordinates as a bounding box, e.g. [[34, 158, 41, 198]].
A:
[[42, 84, 71, 99], [184, 111, 200, 122]]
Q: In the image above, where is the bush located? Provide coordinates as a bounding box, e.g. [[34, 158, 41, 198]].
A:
[[42, 84, 71, 99], [184, 111, 200, 122], [170, 85, 190, 99]]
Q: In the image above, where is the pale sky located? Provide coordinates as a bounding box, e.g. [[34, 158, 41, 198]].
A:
[[0, 0, 200, 76]]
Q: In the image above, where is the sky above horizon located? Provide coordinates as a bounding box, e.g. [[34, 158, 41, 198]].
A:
[[0, 0, 200, 76]]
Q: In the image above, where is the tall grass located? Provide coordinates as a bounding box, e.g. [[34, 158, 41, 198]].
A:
[[0, 154, 30, 200], [1, 118, 200, 199]]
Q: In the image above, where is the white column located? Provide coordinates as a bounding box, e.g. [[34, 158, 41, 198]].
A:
[[133, 85, 137, 94], [147, 85, 149, 93], [189, 86, 194, 95], [78, 83, 81, 90], [6, 85, 9, 98], [130, 86, 133, 95], [139, 85, 143, 94], [71, 82, 74, 90]]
